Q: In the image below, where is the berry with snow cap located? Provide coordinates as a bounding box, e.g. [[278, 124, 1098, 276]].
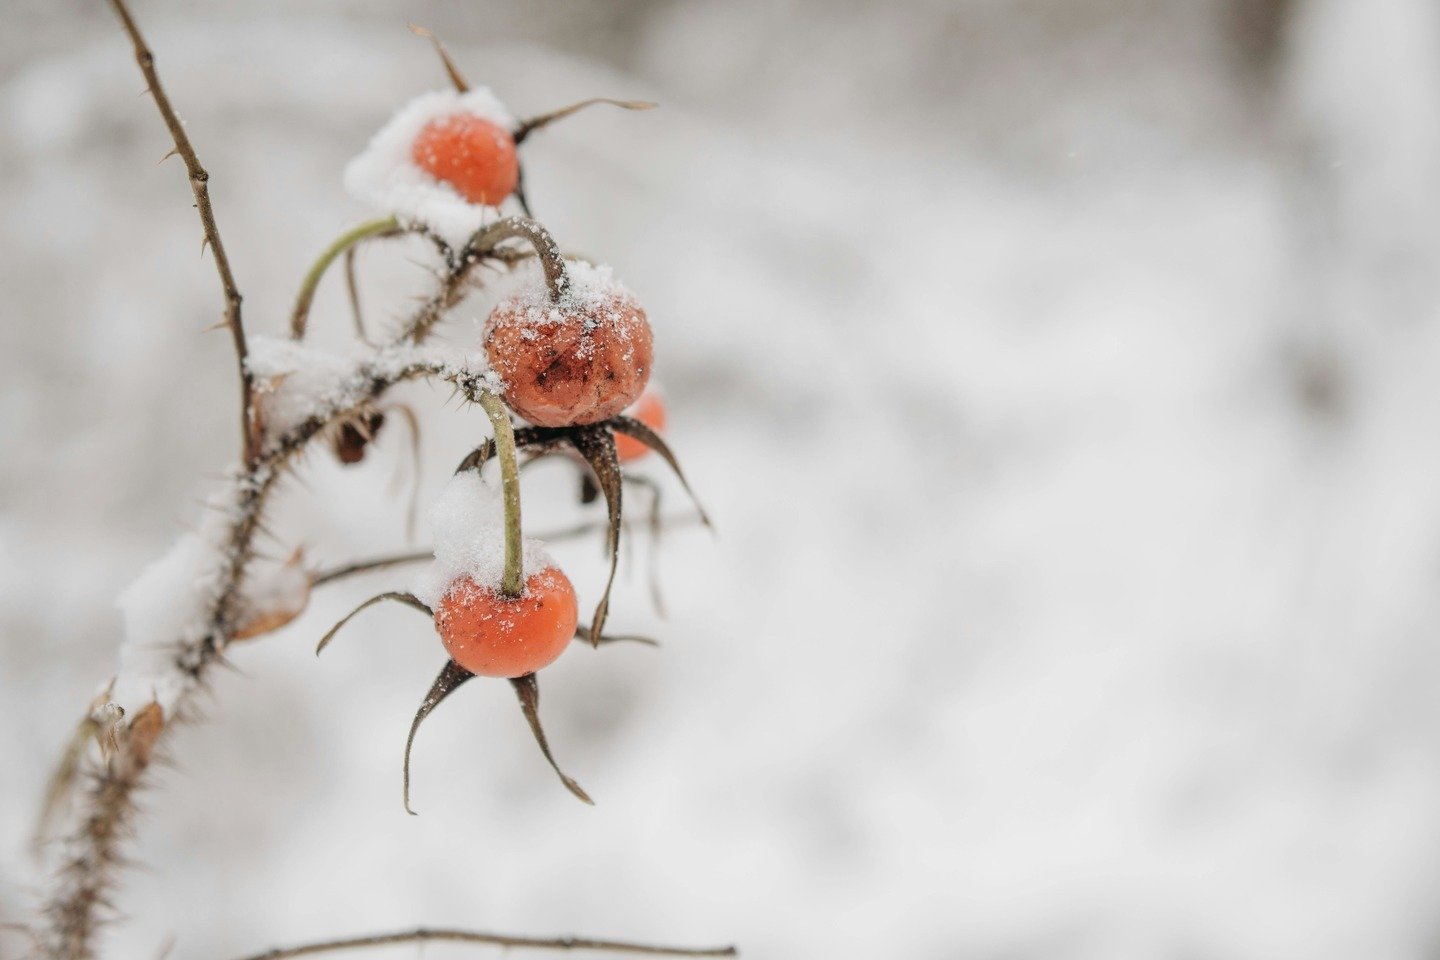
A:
[[484, 262, 654, 427], [434, 566, 577, 678], [410, 112, 519, 206]]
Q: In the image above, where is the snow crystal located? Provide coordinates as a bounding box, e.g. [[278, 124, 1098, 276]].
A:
[[412, 470, 555, 608], [343, 87, 518, 249]]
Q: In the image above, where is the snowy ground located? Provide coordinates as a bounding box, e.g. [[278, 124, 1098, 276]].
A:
[[4, 2, 1440, 958]]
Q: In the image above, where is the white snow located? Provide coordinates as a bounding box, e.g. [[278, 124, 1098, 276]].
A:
[[412, 470, 556, 607], [246, 335, 498, 443], [343, 87, 519, 250], [111, 483, 243, 715], [490, 259, 638, 329]]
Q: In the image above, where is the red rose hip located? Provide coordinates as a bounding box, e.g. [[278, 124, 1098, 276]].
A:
[[484, 282, 653, 427]]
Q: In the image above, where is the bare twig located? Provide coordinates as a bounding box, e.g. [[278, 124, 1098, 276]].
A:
[[107, 0, 257, 465], [231, 927, 737, 960]]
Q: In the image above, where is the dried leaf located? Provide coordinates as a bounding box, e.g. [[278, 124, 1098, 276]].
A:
[[315, 591, 431, 656], [403, 659, 474, 814], [510, 673, 592, 804]]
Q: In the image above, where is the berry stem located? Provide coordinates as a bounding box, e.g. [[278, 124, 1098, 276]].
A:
[[467, 216, 569, 302], [290, 216, 402, 339], [478, 390, 525, 597]]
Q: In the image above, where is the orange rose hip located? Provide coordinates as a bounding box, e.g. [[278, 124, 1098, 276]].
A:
[[434, 567, 578, 678], [410, 113, 519, 205]]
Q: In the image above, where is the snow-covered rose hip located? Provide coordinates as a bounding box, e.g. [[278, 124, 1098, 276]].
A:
[[434, 566, 577, 678], [484, 262, 653, 427], [410, 113, 518, 206]]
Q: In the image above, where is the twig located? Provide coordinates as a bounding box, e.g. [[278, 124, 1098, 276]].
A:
[[231, 927, 737, 960], [107, 0, 257, 465]]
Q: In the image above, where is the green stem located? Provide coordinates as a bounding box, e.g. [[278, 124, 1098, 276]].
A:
[[290, 216, 400, 339], [478, 391, 524, 598]]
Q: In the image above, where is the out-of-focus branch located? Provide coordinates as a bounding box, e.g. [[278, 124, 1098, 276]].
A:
[[309, 514, 706, 588], [232, 927, 737, 960], [107, 0, 257, 465]]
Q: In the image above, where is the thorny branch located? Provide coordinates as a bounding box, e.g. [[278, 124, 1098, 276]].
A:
[[38, 8, 716, 960], [107, 0, 257, 466], [232, 927, 737, 960]]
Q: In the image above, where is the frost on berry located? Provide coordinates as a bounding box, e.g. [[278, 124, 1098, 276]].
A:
[[484, 261, 654, 427]]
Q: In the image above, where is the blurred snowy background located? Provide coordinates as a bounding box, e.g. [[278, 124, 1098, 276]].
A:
[[5, 0, 1440, 957]]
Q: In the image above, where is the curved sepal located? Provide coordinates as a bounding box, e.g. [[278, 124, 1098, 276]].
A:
[[510, 673, 592, 804], [567, 426, 622, 646], [315, 591, 431, 656], [402, 659, 474, 815], [609, 416, 712, 528]]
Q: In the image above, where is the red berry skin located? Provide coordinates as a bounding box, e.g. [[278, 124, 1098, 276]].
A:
[[435, 568, 578, 678], [410, 113, 519, 206], [615, 390, 667, 463], [484, 294, 654, 427]]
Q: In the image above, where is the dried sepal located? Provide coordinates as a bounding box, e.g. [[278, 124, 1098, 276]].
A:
[[234, 548, 312, 641], [509, 673, 592, 804], [455, 425, 567, 474], [610, 415, 712, 527], [333, 410, 386, 466], [94, 702, 127, 764], [403, 658, 474, 814], [33, 689, 115, 848], [567, 425, 623, 646], [125, 702, 166, 768], [408, 23, 470, 93], [315, 591, 431, 656], [575, 623, 658, 647], [513, 98, 657, 143]]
